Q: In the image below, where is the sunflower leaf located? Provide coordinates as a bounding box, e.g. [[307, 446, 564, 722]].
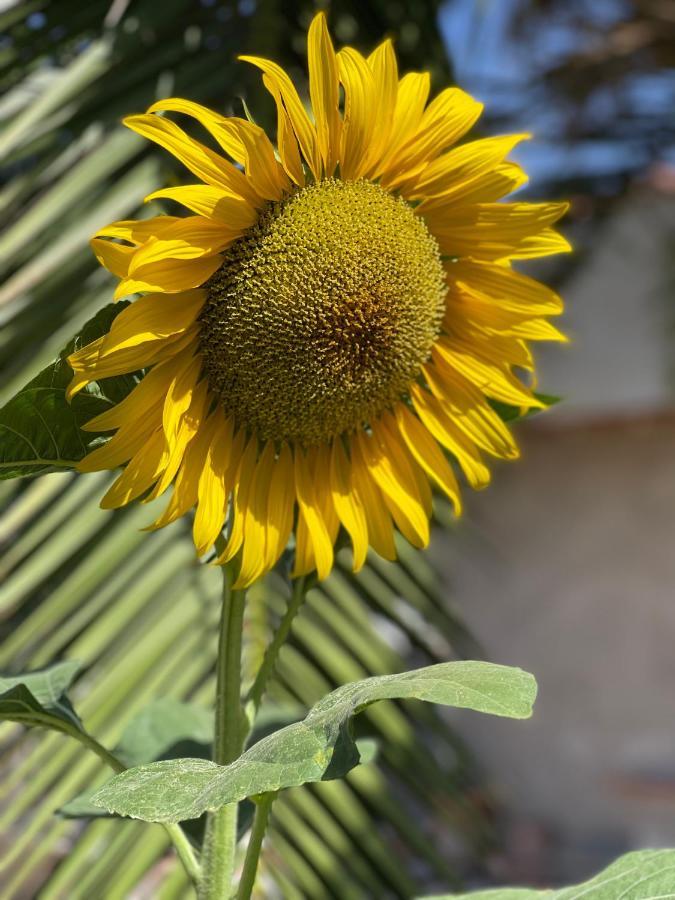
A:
[[59, 700, 212, 826], [59, 700, 310, 819], [0, 302, 134, 481], [421, 849, 675, 899], [113, 698, 213, 768], [90, 661, 536, 823], [0, 659, 83, 732]]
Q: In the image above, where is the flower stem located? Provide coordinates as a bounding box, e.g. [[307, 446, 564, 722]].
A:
[[235, 793, 276, 900], [199, 570, 247, 899], [244, 575, 313, 723]]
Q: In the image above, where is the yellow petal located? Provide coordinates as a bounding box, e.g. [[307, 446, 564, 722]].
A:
[[365, 39, 398, 172], [93, 216, 181, 246], [428, 201, 569, 261], [483, 332, 536, 369], [82, 358, 176, 433], [349, 435, 396, 560], [373, 71, 430, 177], [446, 285, 567, 341], [161, 350, 203, 447], [420, 163, 529, 213], [235, 441, 278, 587], [262, 442, 296, 573], [123, 113, 260, 206], [240, 55, 321, 180], [310, 444, 340, 543], [149, 377, 209, 500], [382, 87, 483, 187], [128, 218, 237, 271], [67, 327, 198, 399], [144, 185, 258, 229], [379, 412, 434, 517], [425, 360, 519, 460], [448, 259, 563, 316], [234, 119, 292, 200], [444, 311, 536, 369], [100, 427, 168, 509], [146, 98, 247, 163], [434, 336, 543, 408], [362, 424, 430, 549], [293, 445, 334, 580], [337, 47, 376, 181], [408, 133, 530, 200], [100, 290, 205, 358], [126, 238, 228, 273], [432, 199, 568, 230], [234, 441, 296, 587], [410, 383, 490, 490], [146, 412, 214, 531], [480, 316, 566, 343], [330, 439, 368, 572], [90, 238, 135, 277], [193, 413, 235, 556], [216, 433, 257, 565], [393, 403, 461, 514], [263, 73, 305, 186], [114, 255, 220, 299], [293, 510, 316, 579], [308, 12, 341, 177], [78, 406, 163, 472], [65, 336, 103, 398], [509, 227, 572, 259]]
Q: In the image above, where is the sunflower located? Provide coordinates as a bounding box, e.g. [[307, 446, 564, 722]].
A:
[[67, 13, 569, 589]]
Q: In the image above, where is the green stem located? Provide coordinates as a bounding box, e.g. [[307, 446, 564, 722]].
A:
[[163, 824, 203, 888], [244, 575, 313, 723], [235, 793, 276, 900], [62, 724, 125, 773], [62, 723, 201, 886], [199, 571, 247, 899]]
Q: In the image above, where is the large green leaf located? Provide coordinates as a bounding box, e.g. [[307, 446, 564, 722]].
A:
[[60, 698, 215, 819], [0, 659, 82, 732], [0, 302, 133, 480], [425, 849, 675, 899], [57, 698, 242, 845], [91, 662, 536, 823], [113, 698, 213, 768]]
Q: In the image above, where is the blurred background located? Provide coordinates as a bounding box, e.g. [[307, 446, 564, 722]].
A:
[[1, 0, 674, 896]]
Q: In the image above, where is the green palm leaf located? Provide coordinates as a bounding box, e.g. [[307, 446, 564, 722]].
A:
[[0, 2, 491, 896]]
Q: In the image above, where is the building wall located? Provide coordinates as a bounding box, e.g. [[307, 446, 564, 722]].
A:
[[439, 418, 675, 882]]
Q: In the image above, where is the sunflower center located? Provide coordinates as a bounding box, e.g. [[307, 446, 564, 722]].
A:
[[199, 178, 446, 445]]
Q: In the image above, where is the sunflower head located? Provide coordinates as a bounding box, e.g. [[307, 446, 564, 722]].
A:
[[68, 12, 569, 589], [199, 177, 446, 446]]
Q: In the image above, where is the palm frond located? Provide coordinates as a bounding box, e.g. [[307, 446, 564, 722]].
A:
[[0, 2, 490, 896]]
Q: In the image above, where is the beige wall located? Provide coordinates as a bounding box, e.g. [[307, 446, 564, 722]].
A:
[[433, 184, 675, 879], [437, 417, 675, 878]]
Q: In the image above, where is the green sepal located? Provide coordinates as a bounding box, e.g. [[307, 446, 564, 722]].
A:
[[490, 392, 561, 424]]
